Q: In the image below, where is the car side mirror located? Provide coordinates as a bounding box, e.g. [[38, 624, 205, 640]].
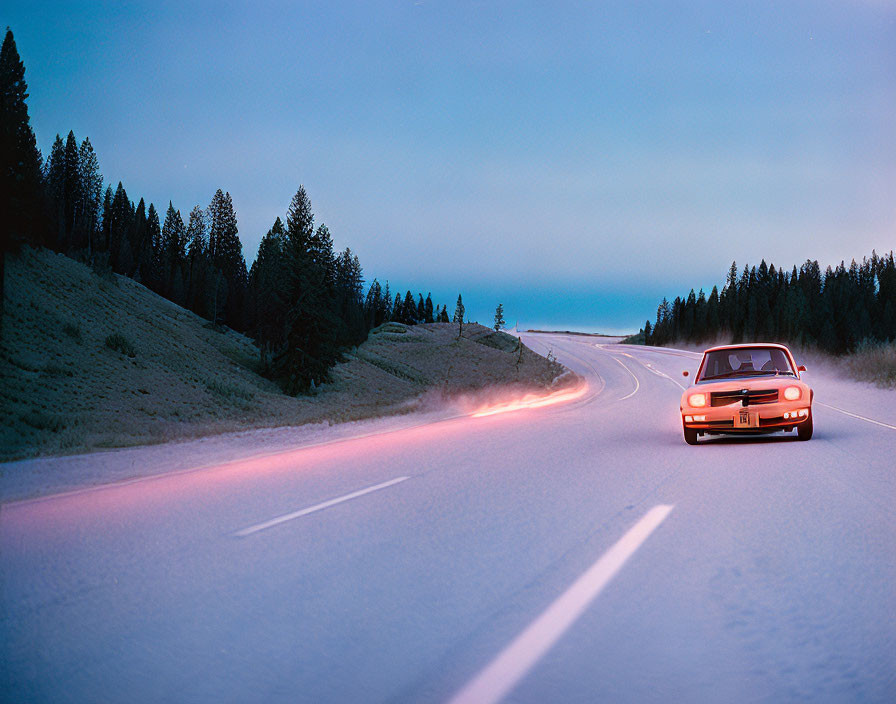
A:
[[682, 370, 689, 377], [797, 364, 807, 372]]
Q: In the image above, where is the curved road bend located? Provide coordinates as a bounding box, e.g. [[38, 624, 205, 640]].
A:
[[2, 333, 894, 702]]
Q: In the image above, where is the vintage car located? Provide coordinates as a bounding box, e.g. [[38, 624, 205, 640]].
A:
[[680, 343, 813, 445]]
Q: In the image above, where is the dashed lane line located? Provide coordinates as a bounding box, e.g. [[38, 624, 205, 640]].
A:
[[446, 505, 675, 704], [233, 476, 411, 537]]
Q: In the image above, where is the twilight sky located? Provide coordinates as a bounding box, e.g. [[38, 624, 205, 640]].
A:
[[7, 1, 896, 333]]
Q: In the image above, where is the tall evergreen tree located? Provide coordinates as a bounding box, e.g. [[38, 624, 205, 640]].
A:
[[161, 202, 187, 302], [61, 130, 81, 251], [185, 205, 208, 316], [382, 281, 392, 321], [276, 186, 340, 393], [1, 28, 43, 252], [207, 189, 247, 329], [424, 293, 434, 323], [130, 197, 147, 279], [44, 134, 65, 247], [143, 202, 161, 286], [402, 290, 416, 324], [453, 294, 465, 337], [494, 302, 505, 331], [77, 137, 103, 255], [249, 217, 289, 366], [110, 182, 135, 274]]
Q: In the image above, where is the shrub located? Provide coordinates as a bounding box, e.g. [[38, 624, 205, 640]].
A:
[[62, 322, 82, 342], [20, 410, 67, 432], [205, 378, 253, 400], [105, 332, 136, 357], [843, 340, 896, 388]]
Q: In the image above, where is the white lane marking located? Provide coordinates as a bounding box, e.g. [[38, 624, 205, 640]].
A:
[[597, 345, 685, 390], [816, 402, 896, 431], [234, 476, 411, 537], [642, 362, 687, 390], [601, 350, 640, 400], [447, 504, 675, 704], [631, 357, 688, 390]]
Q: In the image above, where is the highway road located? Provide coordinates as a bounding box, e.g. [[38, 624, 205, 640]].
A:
[[2, 334, 895, 703]]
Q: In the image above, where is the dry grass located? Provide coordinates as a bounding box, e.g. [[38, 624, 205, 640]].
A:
[[836, 340, 896, 388], [0, 247, 568, 460]]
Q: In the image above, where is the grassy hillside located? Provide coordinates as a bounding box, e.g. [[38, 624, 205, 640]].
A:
[[0, 248, 568, 460]]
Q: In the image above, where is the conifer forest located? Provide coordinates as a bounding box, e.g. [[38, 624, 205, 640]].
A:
[[645, 254, 896, 354], [0, 29, 452, 393]]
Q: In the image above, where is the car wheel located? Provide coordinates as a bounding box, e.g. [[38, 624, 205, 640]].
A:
[[683, 424, 698, 445], [797, 410, 813, 441]]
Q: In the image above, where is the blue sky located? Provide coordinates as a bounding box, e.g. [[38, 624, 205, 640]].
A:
[[7, 1, 895, 333]]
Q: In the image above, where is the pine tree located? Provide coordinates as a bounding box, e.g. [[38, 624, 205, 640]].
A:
[[110, 183, 135, 275], [424, 293, 434, 323], [44, 135, 65, 248], [382, 281, 392, 321], [403, 290, 416, 324], [161, 202, 187, 302], [365, 279, 383, 328], [130, 197, 147, 279], [143, 202, 161, 287], [185, 205, 207, 315], [453, 294, 465, 338], [334, 246, 365, 344], [207, 189, 247, 329], [1, 28, 44, 253], [276, 185, 339, 393], [77, 137, 103, 255], [494, 302, 505, 331], [99, 185, 113, 254], [61, 130, 81, 251], [416, 293, 425, 322], [393, 292, 402, 322], [250, 217, 289, 367]]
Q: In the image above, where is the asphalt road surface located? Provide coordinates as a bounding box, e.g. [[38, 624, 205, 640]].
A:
[[2, 334, 895, 703]]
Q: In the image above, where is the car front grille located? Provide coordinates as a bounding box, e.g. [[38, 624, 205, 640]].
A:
[[710, 389, 779, 406]]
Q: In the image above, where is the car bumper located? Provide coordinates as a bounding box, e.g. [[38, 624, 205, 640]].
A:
[[681, 402, 811, 432]]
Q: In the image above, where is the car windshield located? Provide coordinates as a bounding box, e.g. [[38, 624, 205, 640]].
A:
[[698, 347, 795, 381]]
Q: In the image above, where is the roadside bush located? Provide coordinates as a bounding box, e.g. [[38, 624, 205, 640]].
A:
[[205, 378, 254, 400], [62, 322, 82, 342], [843, 340, 896, 388], [20, 410, 68, 432], [105, 332, 136, 358]]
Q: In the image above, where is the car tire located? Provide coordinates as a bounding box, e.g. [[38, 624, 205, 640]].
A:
[[683, 425, 698, 445], [797, 410, 813, 441]]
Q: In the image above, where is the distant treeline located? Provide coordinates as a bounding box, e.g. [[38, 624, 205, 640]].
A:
[[1, 29, 453, 393], [645, 253, 896, 354]]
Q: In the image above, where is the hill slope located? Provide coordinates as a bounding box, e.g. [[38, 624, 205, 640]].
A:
[[1, 248, 569, 460]]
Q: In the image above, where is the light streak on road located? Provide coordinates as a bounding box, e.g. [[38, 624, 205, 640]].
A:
[[471, 383, 589, 418]]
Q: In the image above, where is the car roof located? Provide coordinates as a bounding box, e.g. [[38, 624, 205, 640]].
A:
[[702, 343, 792, 354]]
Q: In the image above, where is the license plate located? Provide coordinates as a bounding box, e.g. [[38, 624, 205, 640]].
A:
[[734, 409, 758, 428]]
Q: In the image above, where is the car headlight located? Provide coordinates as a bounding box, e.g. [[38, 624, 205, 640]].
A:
[[688, 393, 707, 408], [783, 386, 801, 401]]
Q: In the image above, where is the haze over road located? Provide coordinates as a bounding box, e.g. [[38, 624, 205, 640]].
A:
[[2, 334, 895, 703]]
